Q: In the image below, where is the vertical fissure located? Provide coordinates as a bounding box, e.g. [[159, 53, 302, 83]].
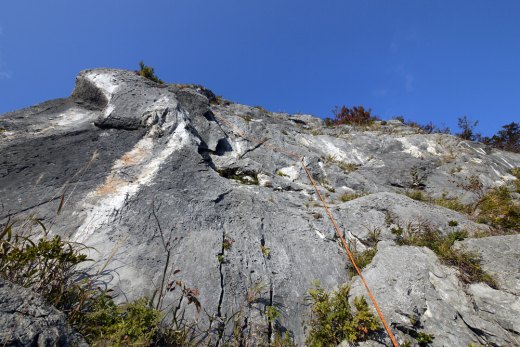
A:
[[267, 283, 274, 343], [216, 228, 226, 347]]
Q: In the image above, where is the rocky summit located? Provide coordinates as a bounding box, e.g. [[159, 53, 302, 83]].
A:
[[1, 68, 519, 346]]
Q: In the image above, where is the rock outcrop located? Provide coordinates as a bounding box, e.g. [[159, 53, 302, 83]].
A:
[[1, 68, 519, 345], [0, 278, 86, 346], [350, 241, 520, 346]]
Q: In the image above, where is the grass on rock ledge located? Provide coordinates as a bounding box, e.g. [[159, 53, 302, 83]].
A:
[[391, 226, 497, 288]]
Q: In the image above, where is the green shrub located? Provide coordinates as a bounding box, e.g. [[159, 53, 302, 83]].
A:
[[138, 60, 164, 84], [417, 332, 435, 346], [323, 155, 359, 174], [337, 162, 359, 173], [404, 191, 472, 215], [512, 168, 520, 193], [405, 190, 428, 202], [0, 219, 89, 311], [217, 168, 259, 185], [305, 283, 380, 346], [253, 105, 268, 113], [340, 193, 360, 203], [0, 220, 166, 346], [351, 247, 377, 272], [448, 220, 459, 227], [434, 196, 471, 214], [476, 186, 520, 231], [240, 114, 253, 123], [79, 297, 162, 346]]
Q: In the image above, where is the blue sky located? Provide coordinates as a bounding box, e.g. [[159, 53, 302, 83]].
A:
[[1, 1, 519, 135]]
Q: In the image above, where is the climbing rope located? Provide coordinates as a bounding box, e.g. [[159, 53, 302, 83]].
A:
[[214, 112, 399, 347]]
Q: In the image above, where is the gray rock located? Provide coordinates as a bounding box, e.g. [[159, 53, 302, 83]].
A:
[[0, 278, 86, 346], [467, 283, 520, 336], [1, 68, 519, 345], [349, 241, 520, 346], [456, 234, 520, 295], [332, 192, 488, 249]]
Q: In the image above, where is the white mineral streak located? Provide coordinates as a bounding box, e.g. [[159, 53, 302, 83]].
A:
[[84, 71, 120, 100], [499, 156, 515, 169], [473, 147, 486, 155], [74, 118, 191, 243], [397, 137, 423, 158]]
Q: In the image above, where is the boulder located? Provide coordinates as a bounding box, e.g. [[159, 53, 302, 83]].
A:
[[0, 278, 86, 347]]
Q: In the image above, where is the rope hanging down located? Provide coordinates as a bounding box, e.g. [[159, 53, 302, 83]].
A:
[[214, 113, 399, 347]]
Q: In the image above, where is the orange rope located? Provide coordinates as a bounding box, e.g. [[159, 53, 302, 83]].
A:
[[214, 113, 399, 347]]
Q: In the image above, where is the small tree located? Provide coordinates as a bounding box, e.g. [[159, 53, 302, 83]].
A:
[[457, 116, 479, 141], [138, 60, 164, 84], [489, 122, 520, 153]]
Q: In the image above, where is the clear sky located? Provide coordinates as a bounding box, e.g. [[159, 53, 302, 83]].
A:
[[1, 1, 519, 135]]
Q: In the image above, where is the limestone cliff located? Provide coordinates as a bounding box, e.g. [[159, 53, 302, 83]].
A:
[[1, 69, 519, 346]]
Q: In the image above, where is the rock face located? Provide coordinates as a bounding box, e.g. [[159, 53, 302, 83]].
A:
[[456, 234, 520, 295], [1, 68, 519, 345], [350, 241, 520, 347], [0, 278, 86, 346]]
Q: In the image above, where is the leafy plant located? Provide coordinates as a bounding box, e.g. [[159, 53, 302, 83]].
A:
[[78, 297, 162, 346], [240, 114, 253, 123], [305, 283, 380, 346], [138, 61, 164, 84], [448, 220, 459, 227], [434, 195, 471, 214], [266, 305, 280, 323], [337, 161, 359, 173], [223, 236, 234, 251], [218, 168, 259, 185], [352, 247, 377, 272], [417, 331, 435, 346], [405, 190, 427, 202], [476, 185, 520, 231], [261, 245, 271, 258], [340, 193, 361, 203], [0, 218, 90, 312]]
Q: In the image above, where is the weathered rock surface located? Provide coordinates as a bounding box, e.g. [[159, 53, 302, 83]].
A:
[[331, 192, 488, 250], [457, 234, 520, 295], [1, 68, 519, 345], [0, 278, 86, 346], [350, 241, 520, 346]]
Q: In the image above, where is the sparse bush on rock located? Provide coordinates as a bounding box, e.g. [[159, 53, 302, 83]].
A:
[[138, 60, 164, 84], [305, 282, 380, 346], [331, 105, 379, 126], [393, 227, 497, 288]]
